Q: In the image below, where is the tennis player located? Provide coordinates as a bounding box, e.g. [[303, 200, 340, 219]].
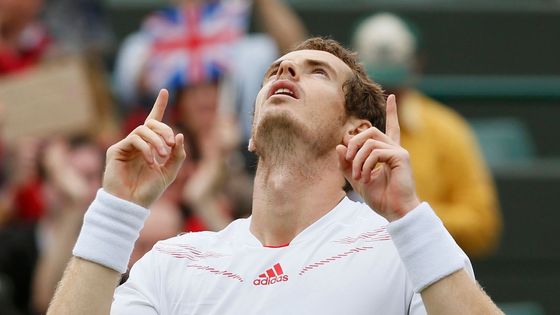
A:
[[48, 38, 503, 314]]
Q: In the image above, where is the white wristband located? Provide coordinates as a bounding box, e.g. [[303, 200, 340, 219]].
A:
[[387, 202, 469, 292], [73, 189, 149, 273]]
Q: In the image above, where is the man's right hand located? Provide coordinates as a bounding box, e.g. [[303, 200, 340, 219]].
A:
[[103, 89, 186, 208]]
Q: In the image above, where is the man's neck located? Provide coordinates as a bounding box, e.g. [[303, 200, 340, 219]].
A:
[[249, 152, 346, 247]]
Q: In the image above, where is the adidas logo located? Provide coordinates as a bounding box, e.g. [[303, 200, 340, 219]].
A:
[[253, 263, 289, 286]]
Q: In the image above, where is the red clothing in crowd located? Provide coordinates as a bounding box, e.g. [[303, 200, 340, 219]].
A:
[[0, 24, 50, 75]]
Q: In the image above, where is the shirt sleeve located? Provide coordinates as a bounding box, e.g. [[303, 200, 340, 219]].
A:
[[111, 250, 160, 315]]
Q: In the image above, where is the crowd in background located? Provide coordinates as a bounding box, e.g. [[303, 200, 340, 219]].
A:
[[0, 0, 502, 314]]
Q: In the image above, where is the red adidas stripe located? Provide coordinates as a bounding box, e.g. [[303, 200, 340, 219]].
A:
[[266, 268, 276, 278], [273, 263, 283, 275]]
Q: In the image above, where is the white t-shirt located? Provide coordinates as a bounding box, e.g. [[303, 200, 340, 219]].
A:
[[112, 197, 432, 314]]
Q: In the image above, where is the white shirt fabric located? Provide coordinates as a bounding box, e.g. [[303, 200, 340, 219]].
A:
[[112, 197, 462, 314]]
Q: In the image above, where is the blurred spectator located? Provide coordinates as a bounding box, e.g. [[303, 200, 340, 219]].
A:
[[0, 0, 50, 74], [31, 137, 103, 313], [0, 102, 8, 226], [7, 138, 44, 225], [0, 0, 115, 71], [0, 136, 103, 314], [42, 0, 116, 57], [352, 12, 502, 258], [0, 0, 50, 227], [0, 0, 117, 223], [114, 0, 306, 232]]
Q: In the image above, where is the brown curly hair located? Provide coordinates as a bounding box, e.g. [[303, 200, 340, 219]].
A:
[[292, 37, 386, 132]]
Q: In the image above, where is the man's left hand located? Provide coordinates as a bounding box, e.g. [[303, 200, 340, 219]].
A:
[[336, 94, 420, 222]]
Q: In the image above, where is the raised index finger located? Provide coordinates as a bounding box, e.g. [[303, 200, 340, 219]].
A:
[[385, 94, 401, 144], [145, 89, 169, 122]]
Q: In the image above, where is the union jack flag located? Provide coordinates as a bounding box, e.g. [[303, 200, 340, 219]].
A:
[[141, 1, 250, 93]]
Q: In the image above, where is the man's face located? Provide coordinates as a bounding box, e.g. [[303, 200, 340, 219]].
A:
[[251, 49, 353, 158]]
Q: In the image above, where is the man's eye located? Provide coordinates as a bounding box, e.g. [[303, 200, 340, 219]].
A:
[[312, 68, 328, 76], [267, 68, 279, 78]]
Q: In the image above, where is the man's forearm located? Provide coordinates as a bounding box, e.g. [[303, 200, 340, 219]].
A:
[[46, 189, 150, 313], [421, 269, 503, 315], [47, 257, 121, 315], [33, 209, 84, 312], [48, 89, 183, 314], [386, 203, 503, 314]]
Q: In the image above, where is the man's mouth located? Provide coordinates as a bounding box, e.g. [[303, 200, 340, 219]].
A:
[[272, 88, 295, 97], [267, 80, 300, 100]]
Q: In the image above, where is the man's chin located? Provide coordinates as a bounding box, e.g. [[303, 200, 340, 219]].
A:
[[251, 111, 305, 159], [256, 109, 302, 131]]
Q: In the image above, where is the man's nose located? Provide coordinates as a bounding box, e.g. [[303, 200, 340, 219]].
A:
[[277, 60, 298, 80]]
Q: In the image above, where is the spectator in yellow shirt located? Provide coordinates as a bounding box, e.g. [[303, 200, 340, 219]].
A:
[[353, 13, 502, 258]]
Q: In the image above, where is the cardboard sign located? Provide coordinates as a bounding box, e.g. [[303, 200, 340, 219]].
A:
[[0, 57, 96, 143]]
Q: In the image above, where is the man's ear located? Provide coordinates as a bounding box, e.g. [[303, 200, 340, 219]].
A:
[[345, 118, 372, 137]]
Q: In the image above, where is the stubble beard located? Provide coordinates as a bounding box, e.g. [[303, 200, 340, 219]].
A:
[[252, 110, 343, 165], [252, 111, 302, 164]]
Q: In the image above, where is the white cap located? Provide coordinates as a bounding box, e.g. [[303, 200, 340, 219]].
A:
[[353, 13, 416, 66], [353, 13, 417, 87]]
